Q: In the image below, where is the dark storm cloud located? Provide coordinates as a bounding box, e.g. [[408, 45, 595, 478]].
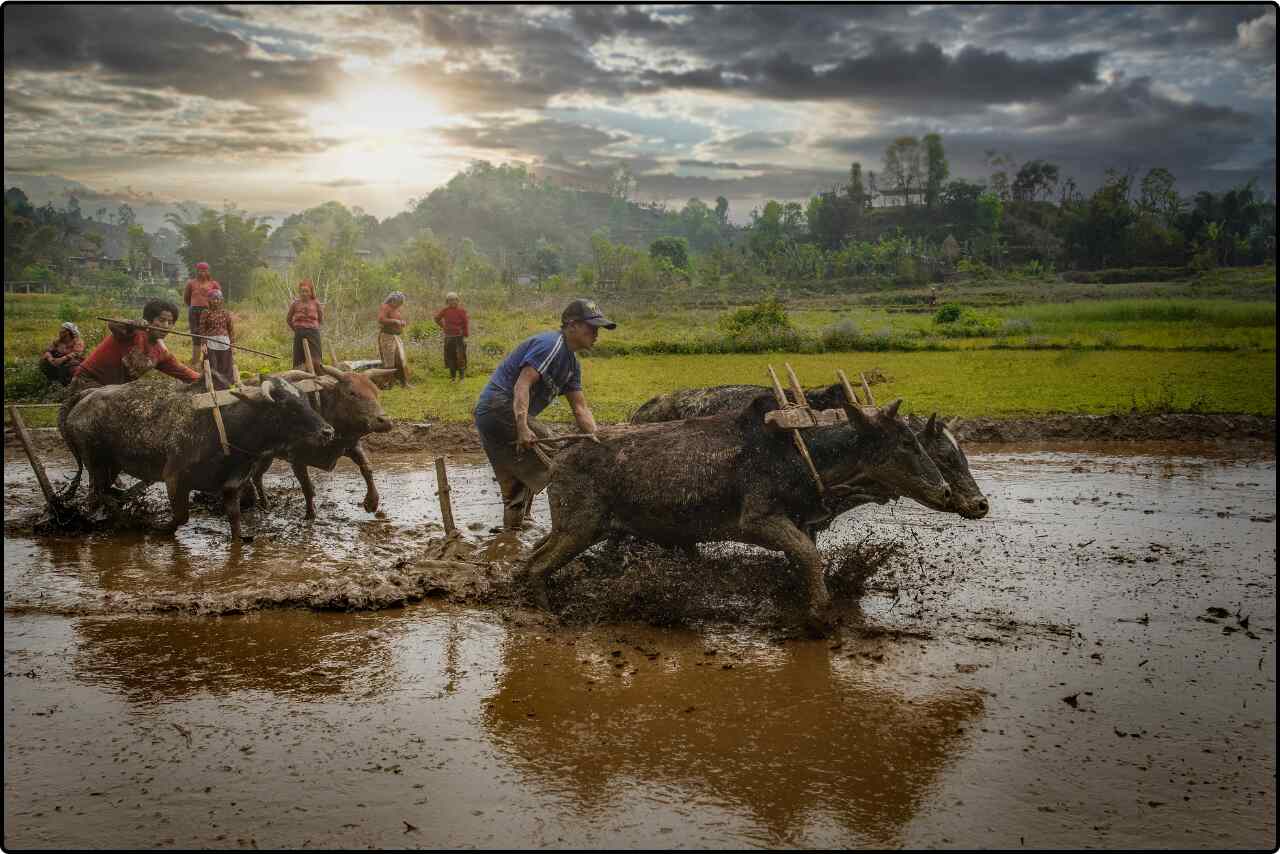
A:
[[2, 4, 339, 105], [643, 41, 1101, 106], [440, 119, 626, 161]]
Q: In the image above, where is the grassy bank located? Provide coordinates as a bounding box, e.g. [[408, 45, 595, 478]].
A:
[[5, 268, 1275, 427]]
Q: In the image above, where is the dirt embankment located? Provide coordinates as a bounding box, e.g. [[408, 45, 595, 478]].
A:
[[7, 413, 1274, 458]]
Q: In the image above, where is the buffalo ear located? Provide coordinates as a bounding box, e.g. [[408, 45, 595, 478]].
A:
[[925, 412, 939, 436], [883, 398, 902, 419], [843, 402, 874, 431]]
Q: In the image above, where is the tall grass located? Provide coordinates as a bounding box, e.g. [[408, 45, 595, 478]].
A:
[[1013, 300, 1275, 327]]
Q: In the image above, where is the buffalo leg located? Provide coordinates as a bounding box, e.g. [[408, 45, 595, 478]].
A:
[[744, 514, 833, 636], [522, 528, 602, 610], [251, 458, 271, 509], [292, 460, 317, 519], [223, 482, 244, 540], [164, 474, 191, 534], [348, 442, 379, 513]]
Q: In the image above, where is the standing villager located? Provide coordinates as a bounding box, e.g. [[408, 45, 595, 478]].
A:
[[473, 298, 615, 531], [183, 262, 219, 364], [286, 279, 324, 368], [39, 322, 85, 385], [376, 291, 409, 385], [434, 291, 470, 382], [197, 288, 237, 390]]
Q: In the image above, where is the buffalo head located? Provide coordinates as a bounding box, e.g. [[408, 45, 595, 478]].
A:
[[841, 399, 952, 512], [318, 364, 394, 436], [915, 414, 988, 519]]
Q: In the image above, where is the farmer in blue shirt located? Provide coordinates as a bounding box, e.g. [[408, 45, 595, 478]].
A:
[[474, 299, 617, 531]]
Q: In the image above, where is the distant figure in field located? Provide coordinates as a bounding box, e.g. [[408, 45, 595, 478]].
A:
[[286, 279, 324, 368], [377, 291, 409, 385], [183, 261, 219, 364], [40, 321, 85, 385], [434, 291, 470, 382], [197, 288, 237, 390]]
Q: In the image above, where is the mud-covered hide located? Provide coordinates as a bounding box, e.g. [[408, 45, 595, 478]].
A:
[[631, 383, 989, 523], [524, 399, 951, 636], [60, 376, 333, 537], [251, 367, 394, 517], [630, 383, 848, 424]]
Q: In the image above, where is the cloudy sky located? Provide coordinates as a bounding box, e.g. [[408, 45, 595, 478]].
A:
[[4, 4, 1276, 223]]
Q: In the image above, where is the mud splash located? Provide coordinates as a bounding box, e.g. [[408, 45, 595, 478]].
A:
[[3, 443, 1276, 848]]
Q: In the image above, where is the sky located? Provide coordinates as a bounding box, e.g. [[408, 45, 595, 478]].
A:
[[3, 3, 1276, 225]]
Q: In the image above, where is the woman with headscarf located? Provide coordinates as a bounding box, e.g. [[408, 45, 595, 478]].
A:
[[182, 261, 219, 364], [40, 321, 85, 385], [286, 279, 324, 368], [196, 288, 236, 390], [376, 291, 410, 386]]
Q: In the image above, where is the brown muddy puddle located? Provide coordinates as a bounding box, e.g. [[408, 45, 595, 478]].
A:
[[4, 443, 1276, 848]]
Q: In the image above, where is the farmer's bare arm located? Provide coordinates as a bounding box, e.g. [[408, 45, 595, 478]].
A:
[[513, 366, 540, 448], [565, 389, 598, 437]]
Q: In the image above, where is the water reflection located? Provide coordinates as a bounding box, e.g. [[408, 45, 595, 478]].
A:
[[71, 611, 399, 703], [482, 630, 984, 846]]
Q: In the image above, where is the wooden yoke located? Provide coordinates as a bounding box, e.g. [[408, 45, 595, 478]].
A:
[[767, 363, 824, 495], [204, 361, 231, 456], [836, 370, 861, 406]]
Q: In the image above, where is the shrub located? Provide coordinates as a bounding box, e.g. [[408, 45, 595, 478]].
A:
[[955, 258, 996, 280], [999, 318, 1033, 336], [719, 296, 791, 337], [934, 303, 964, 324], [821, 319, 862, 350], [3, 360, 51, 401]]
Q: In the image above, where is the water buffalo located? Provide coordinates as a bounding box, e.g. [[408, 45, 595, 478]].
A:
[[523, 396, 952, 635], [249, 365, 395, 518], [60, 376, 334, 540], [632, 383, 989, 521]]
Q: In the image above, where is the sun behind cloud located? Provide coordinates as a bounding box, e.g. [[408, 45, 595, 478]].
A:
[[306, 79, 455, 139]]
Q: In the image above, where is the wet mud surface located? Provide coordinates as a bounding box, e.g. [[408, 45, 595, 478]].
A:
[[4, 441, 1276, 848]]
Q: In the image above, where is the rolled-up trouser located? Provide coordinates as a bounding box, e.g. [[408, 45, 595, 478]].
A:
[[292, 328, 323, 368], [40, 359, 75, 386], [474, 389, 552, 529], [443, 336, 467, 377]]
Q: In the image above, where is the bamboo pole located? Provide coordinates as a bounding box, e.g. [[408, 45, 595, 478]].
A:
[[860, 372, 876, 407], [203, 361, 230, 456], [94, 317, 281, 359], [434, 456, 457, 535], [784, 362, 809, 407], [766, 365, 824, 494], [836, 370, 861, 406], [7, 405, 58, 507]]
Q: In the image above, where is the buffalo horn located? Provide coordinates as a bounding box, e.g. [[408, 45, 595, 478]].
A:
[[365, 368, 398, 379], [883, 398, 902, 419], [320, 363, 347, 381], [260, 379, 275, 402], [925, 412, 939, 435]]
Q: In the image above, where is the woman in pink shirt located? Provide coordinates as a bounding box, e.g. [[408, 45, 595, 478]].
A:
[[286, 279, 324, 368], [182, 261, 218, 364]]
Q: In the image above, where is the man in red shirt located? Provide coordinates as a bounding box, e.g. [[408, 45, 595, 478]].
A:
[[433, 291, 470, 381], [183, 261, 219, 364], [72, 298, 201, 392]]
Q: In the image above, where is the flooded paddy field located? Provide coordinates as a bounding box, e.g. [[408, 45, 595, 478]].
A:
[[4, 442, 1275, 849]]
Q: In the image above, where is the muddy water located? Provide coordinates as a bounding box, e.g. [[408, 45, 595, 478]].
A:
[[3, 443, 1275, 848]]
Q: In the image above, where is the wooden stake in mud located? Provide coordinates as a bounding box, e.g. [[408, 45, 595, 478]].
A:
[[300, 337, 321, 409], [836, 369, 861, 406], [766, 365, 824, 495], [434, 456, 457, 535], [860, 372, 876, 407], [203, 360, 231, 456], [7, 404, 58, 508]]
